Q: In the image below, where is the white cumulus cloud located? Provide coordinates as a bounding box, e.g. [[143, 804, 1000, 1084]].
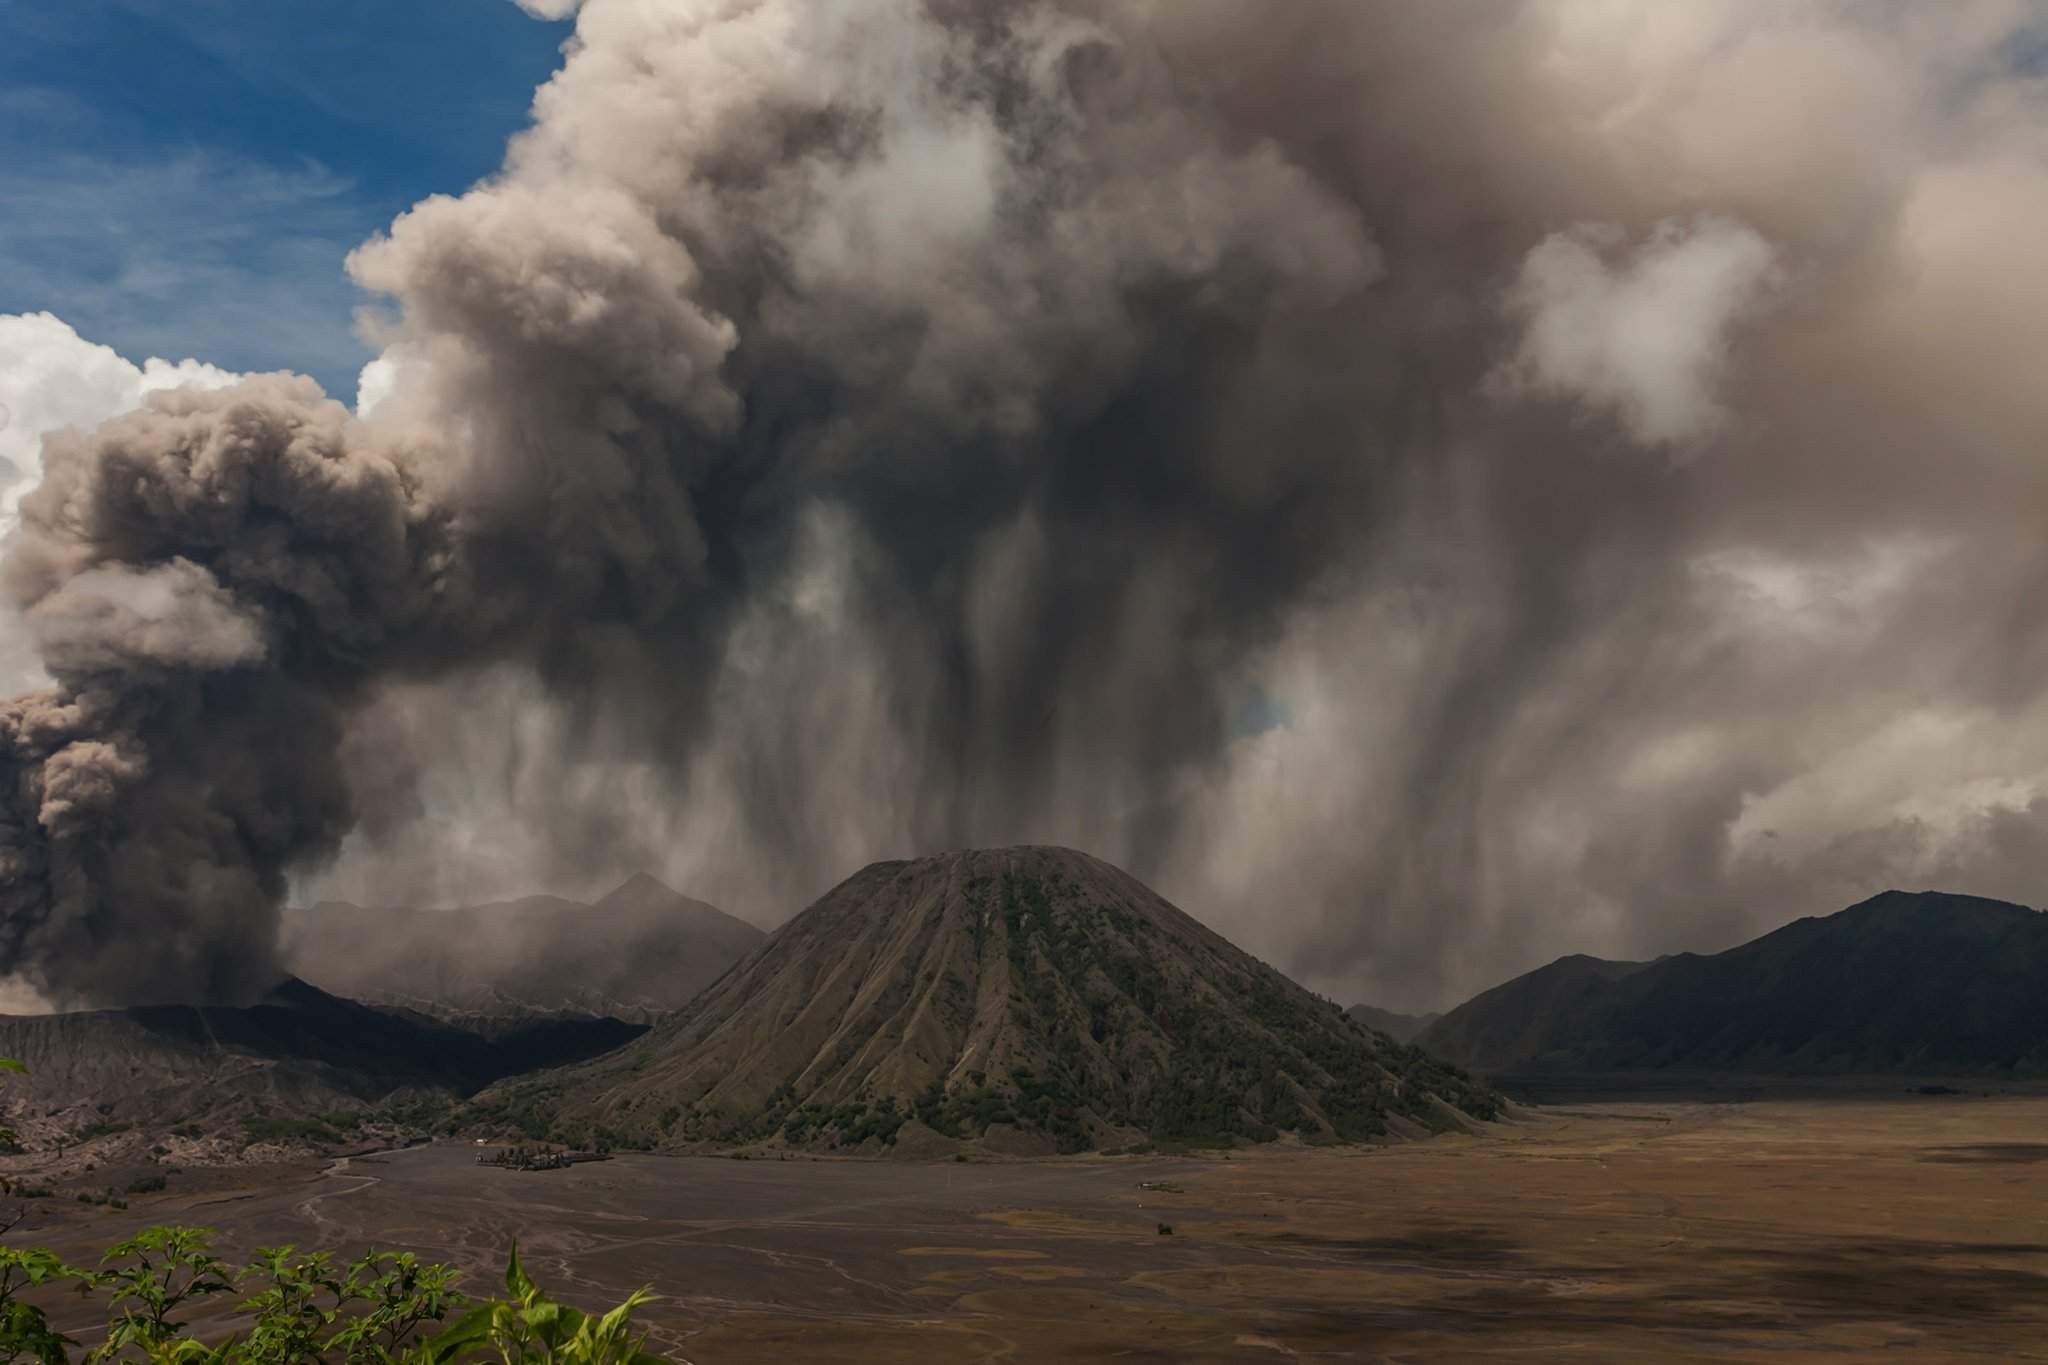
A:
[[0, 312, 246, 691], [354, 353, 400, 419], [0, 312, 243, 519]]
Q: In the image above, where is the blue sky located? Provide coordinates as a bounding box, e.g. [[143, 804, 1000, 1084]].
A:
[[0, 0, 571, 396]]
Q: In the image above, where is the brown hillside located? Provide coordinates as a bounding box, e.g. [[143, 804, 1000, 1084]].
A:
[[1417, 890, 2048, 1078], [0, 979, 644, 1158], [470, 847, 1499, 1154]]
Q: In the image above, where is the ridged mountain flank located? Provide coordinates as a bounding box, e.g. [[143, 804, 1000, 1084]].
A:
[[469, 847, 1500, 1155], [1418, 890, 2048, 1077]]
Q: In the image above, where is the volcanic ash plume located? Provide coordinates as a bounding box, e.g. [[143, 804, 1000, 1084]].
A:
[[0, 378, 461, 1003], [8, 1, 2048, 1010]]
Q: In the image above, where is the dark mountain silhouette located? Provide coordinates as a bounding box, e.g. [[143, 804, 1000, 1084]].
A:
[[1345, 1004, 1441, 1045], [282, 874, 763, 1021], [1414, 955, 1654, 1072], [469, 846, 1500, 1155], [1417, 890, 2048, 1077], [0, 978, 645, 1143]]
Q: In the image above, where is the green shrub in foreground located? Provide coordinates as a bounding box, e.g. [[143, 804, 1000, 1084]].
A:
[[0, 1060, 662, 1363], [0, 1232, 661, 1364]]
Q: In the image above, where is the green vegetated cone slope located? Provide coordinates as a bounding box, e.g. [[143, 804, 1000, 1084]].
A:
[[471, 846, 1499, 1154]]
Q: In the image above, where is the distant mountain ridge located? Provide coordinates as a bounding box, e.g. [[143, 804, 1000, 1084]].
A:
[[1418, 890, 2048, 1078], [469, 846, 1501, 1155], [283, 874, 763, 1020], [1345, 1004, 1441, 1045], [0, 978, 645, 1147]]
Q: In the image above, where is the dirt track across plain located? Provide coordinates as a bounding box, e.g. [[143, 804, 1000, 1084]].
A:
[[27, 1098, 2048, 1362]]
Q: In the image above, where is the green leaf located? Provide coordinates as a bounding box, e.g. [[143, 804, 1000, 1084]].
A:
[[417, 1304, 493, 1363], [502, 1242, 536, 1302], [519, 1299, 563, 1336], [593, 1288, 657, 1341]]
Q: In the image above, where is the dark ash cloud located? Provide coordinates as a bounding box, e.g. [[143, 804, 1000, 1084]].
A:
[[5, 2, 2048, 1011]]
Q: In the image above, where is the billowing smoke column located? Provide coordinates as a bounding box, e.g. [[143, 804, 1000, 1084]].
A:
[[7, 1, 2048, 1008], [0, 381, 459, 1002]]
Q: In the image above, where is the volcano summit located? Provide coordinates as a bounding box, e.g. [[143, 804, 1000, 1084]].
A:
[[470, 846, 1500, 1155]]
